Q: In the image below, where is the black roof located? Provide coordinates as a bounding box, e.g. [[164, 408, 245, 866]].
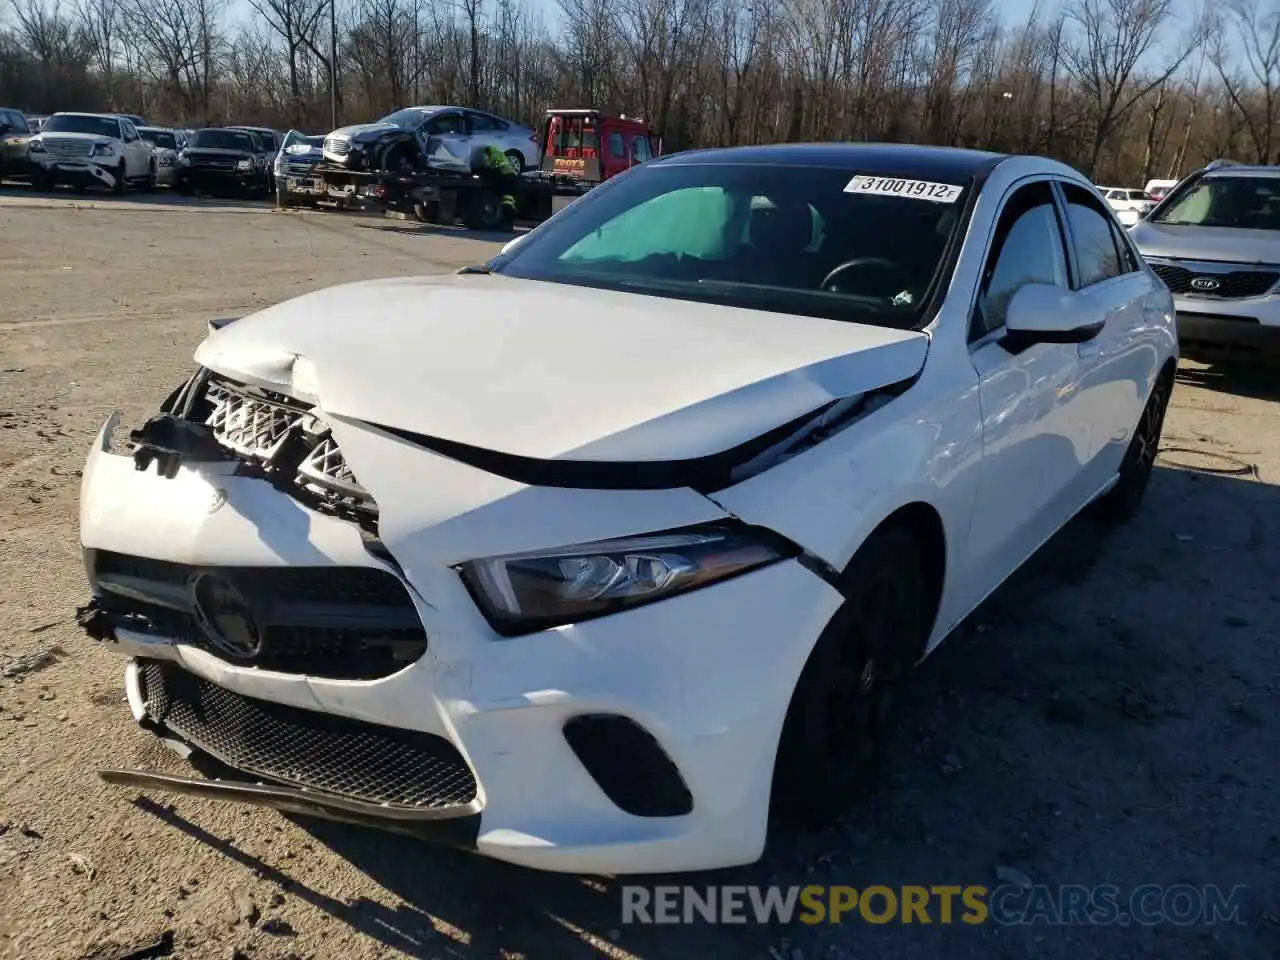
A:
[[653, 142, 1005, 182]]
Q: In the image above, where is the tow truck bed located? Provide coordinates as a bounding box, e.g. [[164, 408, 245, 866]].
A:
[[302, 160, 593, 228]]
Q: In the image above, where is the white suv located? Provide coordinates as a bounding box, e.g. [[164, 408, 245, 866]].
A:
[[27, 112, 155, 193], [1098, 186, 1154, 226]]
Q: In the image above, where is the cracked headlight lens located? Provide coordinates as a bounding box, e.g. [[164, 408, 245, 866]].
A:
[[457, 522, 794, 636]]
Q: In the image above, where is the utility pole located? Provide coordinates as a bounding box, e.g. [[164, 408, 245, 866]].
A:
[[329, 0, 338, 129]]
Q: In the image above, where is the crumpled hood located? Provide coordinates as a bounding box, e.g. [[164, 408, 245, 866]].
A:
[[1130, 220, 1280, 264], [194, 274, 930, 463], [326, 122, 400, 142]]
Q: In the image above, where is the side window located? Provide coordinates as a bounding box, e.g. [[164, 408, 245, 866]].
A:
[[1061, 183, 1123, 287], [427, 113, 466, 136], [1107, 217, 1142, 274], [631, 135, 652, 163], [467, 111, 499, 132], [122, 120, 138, 141], [973, 180, 1069, 339], [609, 130, 625, 158]]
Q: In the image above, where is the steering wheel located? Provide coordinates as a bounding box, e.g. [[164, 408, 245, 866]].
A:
[[820, 257, 918, 300]]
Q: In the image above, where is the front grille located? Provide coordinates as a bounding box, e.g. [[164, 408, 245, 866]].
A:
[[92, 551, 427, 680], [187, 153, 237, 169], [1151, 263, 1279, 299], [191, 377, 373, 523], [281, 162, 318, 175], [324, 137, 350, 156], [44, 139, 93, 159], [140, 661, 479, 811]]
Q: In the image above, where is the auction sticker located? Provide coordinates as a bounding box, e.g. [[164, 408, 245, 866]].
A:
[[844, 175, 963, 203]]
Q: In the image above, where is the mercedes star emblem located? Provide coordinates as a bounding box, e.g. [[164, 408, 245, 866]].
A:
[[189, 572, 264, 659]]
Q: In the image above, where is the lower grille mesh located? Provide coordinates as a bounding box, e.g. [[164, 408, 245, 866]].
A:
[[141, 661, 478, 810]]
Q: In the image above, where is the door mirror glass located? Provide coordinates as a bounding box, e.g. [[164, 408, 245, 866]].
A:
[[1002, 283, 1105, 347]]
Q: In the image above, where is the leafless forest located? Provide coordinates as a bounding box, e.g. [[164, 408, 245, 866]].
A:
[[2, 0, 1280, 184]]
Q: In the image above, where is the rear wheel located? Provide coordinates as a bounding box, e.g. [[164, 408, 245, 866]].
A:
[[460, 188, 506, 230], [505, 150, 526, 173], [1093, 373, 1171, 523], [771, 523, 934, 828]]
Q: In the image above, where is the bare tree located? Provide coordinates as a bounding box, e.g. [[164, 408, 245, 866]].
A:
[[1064, 0, 1206, 175], [1213, 0, 1280, 163]]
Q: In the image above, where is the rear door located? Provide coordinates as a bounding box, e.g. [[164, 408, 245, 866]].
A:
[[1054, 181, 1159, 485], [422, 110, 469, 165], [119, 119, 148, 176]]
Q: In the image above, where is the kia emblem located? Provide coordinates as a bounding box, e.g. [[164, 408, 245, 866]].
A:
[[1189, 276, 1221, 291]]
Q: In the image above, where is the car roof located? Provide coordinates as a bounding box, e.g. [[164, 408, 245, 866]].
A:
[[1201, 165, 1280, 179], [52, 112, 120, 120], [650, 143, 1005, 182]]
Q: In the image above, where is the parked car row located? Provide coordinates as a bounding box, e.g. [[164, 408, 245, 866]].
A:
[[0, 108, 283, 198]]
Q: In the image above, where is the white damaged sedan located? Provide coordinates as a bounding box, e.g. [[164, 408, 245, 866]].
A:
[[78, 143, 1177, 875]]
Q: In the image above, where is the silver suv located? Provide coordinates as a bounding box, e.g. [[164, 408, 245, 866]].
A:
[[1129, 164, 1280, 361]]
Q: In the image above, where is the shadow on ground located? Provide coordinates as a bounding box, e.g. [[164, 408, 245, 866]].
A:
[[136, 427, 1280, 958], [1177, 359, 1280, 402]]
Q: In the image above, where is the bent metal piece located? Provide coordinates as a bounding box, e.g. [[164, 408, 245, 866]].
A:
[[99, 768, 482, 846]]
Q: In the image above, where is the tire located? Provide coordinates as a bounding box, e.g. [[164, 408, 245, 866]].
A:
[[145, 161, 157, 192], [460, 189, 506, 230], [113, 162, 127, 195], [1093, 372, 1172, 523], [505, 150, 526, 173], [276, 190, 296, 209], [771, 522, 935, 828]]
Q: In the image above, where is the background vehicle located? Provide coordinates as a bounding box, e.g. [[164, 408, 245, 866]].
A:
[[1131, 163, 1280, 361], [274, 130, 326, 207], [230, 125, 283, 194], [0, 108, 32, 183], [115, 113, 148, 129], [323, 105, 539, 172], [137, 127, 182, 187], [27, 112, 154, 193], [1098, 185, 1154, 225], [1143, 178, 1179, 201], [82, 143, 1175, 876], [178, 127, 270, 198], [540, 108, 661, 185], [26, 114, 48, 132]]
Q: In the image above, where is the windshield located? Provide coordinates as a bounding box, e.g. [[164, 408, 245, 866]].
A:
[[43, 114, 120, 138], [1153, 175, 1280, 230], [379, 108, 436, 129], [191, 130, 256, 151], [492, 163, 969, 327], [140, 130, 176, 149], [282, 131, 323, 151]]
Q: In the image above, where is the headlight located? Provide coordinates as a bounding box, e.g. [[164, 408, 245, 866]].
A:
[[236, 158, 252, 171], [27, 139, 45, 154], [90, 141, 117, 157], [457, 522, 795, 636]]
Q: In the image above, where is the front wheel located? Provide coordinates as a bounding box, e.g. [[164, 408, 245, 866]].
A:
[[771, 523, 933, 828], [112, 162, 127, 195], [1093, 373, 1171, 523]]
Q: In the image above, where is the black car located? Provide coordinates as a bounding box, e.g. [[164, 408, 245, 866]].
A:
[[178, 128, 270, 197]]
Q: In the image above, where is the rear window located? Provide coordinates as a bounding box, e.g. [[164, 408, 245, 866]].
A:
[[1152, 175, 1280, 230], [140, 130, 177, 149], [494, 162, 970, 329], [547, 116, 600, 159]]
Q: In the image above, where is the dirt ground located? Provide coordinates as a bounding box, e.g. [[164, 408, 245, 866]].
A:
[[0, 190, 1277, 960]]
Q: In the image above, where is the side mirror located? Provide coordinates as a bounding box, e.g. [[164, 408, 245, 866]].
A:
[[1001, 283, 1104, 349]]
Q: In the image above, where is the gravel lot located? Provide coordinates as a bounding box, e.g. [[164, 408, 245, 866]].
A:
[[1, 191, 1277, 960]]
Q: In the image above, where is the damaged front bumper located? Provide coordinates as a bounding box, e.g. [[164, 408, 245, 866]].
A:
[[78, 376, 844, 873], [31, 156, 119, 190]]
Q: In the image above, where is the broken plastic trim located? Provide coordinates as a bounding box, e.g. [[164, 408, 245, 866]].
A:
[[99, 769, 482, 846], [367, 374, 916, 494]]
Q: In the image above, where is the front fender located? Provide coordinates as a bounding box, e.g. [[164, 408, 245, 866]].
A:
[[705, 366, 986, 652]]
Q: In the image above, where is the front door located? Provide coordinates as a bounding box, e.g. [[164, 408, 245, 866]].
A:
[[962, 178, 1096, 589]]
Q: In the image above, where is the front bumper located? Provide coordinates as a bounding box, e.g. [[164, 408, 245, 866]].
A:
[[79, 413, 843, 874], [30, 156, 118, 189], [1173, 296, 1280, 359], [180, 167, 260, 193]]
